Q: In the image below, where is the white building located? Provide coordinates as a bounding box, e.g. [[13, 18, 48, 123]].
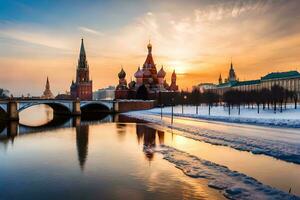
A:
[[93, 86, 115, 100], [193, 83, 217, 93]]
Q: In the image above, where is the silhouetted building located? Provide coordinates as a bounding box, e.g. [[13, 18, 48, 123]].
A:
[[115, 42, 179, 100], [70, 39, 93, 100], [41, 77, 54, 99]]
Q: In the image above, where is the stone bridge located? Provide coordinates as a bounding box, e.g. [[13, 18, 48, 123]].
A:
[[0, 99, 156, 121], [0, 99, 115, 121]]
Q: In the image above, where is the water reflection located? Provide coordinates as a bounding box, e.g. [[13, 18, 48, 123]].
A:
[[1, 106, 299, 198], [76, 124, 89, 170]]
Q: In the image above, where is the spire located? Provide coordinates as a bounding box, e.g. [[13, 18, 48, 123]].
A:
[[147, 40, 152, 53], [80, 38, 86, 57], [219, 74, 223, 84], [230, 57, 233, 69], [46, 76, 50, 90], [143, 41, 155, 69], [78, 38, 88, 69]]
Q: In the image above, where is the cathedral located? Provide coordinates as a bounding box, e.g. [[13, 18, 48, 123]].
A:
[[41, 76, 54, 99], [115, 42, 179, 100], [70, 39, 93, 100]]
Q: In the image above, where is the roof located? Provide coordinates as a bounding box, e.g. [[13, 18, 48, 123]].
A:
[[80, 38, 86, 56], [233, 79, 261, 87], [216, 81, 237, 88], [261, 71, 300, 81]]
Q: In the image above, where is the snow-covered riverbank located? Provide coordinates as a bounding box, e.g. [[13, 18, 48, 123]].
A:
[[124, 110, 300, 164], [124, 109, 300, 199], [147, 105, 300, 128]]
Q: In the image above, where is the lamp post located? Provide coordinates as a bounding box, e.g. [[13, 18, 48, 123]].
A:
[[171, 97, 174, 125], [159, 91, 163, 119], [182, 95, 187, 114]]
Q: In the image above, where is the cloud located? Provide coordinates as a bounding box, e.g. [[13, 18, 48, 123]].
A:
[[0, 25, 70, 50], [78, 26, 104, 36]]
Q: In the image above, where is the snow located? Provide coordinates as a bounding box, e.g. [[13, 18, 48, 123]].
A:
[[124, 109, 300, 164], [148, 105, 300, 128], [157, 145, 299, 200]]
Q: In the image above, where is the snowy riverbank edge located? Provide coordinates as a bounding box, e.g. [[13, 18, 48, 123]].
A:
[[123, 111, 300, 164], [157, 146, 299, 200], [148, 106, 300, 128]]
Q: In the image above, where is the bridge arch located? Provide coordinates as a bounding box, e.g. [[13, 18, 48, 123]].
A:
[[80, 102, 111, 113], [0, 106, 7, 120], [18, 102, 72, 115]]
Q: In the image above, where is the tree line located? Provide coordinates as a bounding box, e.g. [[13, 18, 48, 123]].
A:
[[158, 84, 298, 115]]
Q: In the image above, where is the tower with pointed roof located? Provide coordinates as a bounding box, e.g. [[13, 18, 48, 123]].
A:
[[41, 76, 54, 99], [228, 61, 237, 82], [219, 74, 223, 84], [169, 70, 178, 91], [70, 39, 93, 100]]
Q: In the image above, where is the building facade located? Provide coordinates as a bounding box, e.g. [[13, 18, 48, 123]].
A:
[[210, 63, 300, 98], [41, 77, 54, 99], [193, 83, 217, 93], [115, 42, 179, 99], [93, 86, 115, 100], [70, 39, 93, 100]]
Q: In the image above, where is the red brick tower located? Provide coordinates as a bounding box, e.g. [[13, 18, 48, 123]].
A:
[[70, 39, 93, 100]]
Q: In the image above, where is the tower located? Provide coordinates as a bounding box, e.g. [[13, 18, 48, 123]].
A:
[[41, 76, 54, 99], [228, 61, 237, 82], [169, 70, 178, 91], [219, 74, 223, 84], [142, 41, 158, 85], [70, 39, 93, 100]]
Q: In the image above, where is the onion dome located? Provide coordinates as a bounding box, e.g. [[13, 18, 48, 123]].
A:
[[118, 68, 126, 79], [143, 69, 151, 77], [128, 80, 136, 89], [134, 67, 143, 78], [157, 66, 166, 78]]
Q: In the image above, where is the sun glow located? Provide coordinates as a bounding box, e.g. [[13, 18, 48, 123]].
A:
[[167, 60, 187, 74]]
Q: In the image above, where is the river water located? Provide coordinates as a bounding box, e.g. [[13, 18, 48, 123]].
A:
[[0, 105, 299, 199], [0, 105, 223, 200]]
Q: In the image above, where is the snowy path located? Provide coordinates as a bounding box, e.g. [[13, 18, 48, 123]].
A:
[[124, 110, 300, 164]]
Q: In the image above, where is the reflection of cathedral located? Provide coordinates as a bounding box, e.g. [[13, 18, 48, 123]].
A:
[[115, 42, 179, 100], [76, 124, 89, 170], [136, 124, 165, 161]]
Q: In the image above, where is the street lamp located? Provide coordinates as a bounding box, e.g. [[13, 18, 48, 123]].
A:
[[171, 97, 174, 125], [182, 95, 187, 114], [159, 91, 163, 119]]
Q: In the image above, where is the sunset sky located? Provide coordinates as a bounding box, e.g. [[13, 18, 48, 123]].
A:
[[1, 0, 300, 96]]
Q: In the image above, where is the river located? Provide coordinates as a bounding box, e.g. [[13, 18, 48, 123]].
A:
[[0, 105, 299, 199]]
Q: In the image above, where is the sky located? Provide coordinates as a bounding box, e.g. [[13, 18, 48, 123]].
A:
[[1, 0, 300, 96]]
